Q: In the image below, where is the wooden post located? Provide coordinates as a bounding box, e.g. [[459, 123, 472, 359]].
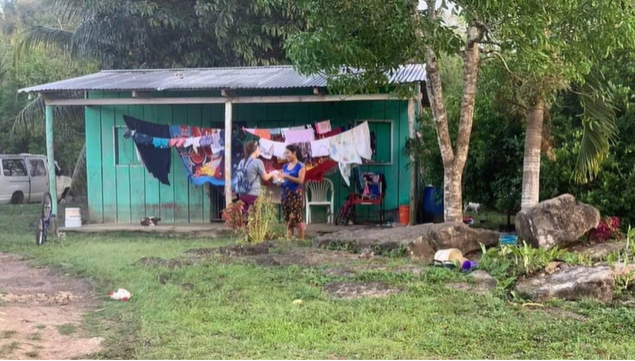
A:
[[407, 98, 417, 226], [45, 105, 58, 227], [224, 101, 233, 207]]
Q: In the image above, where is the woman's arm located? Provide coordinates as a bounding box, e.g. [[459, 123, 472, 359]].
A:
[[283, 165, 306, 185], [256, 160, 275, 181]]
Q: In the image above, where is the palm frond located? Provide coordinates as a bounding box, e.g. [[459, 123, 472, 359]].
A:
[[573, 70, 619, 183], [15, 26, 75, 63], [13, 92, 85, 137]]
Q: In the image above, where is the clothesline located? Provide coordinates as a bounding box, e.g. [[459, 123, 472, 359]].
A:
[[243, 121, 372, 186], [123, 115, 372, 187]]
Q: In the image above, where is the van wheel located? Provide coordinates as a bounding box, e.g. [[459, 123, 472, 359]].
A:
[[10, 192, 24, 205]]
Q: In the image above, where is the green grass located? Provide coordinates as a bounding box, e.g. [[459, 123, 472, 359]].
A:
[[0, 331, 17, 339], [0, 341, 20, 357], [57, 324, 77, 336], [2, 204, 635, 359]]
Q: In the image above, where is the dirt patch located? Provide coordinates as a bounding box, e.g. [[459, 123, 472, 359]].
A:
[[540, 307, 589, 322], [251, 247, 360, 267], [323, 282, 401, 299], [322, 264, 427, 278], [186, 242, 275, 257], [0, 252, 102, 359], [137, 256, 195, 268]]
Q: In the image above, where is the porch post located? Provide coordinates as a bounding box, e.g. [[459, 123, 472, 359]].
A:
[[45, 105, 58, 218], [224, 101, 233, 207], [407, 98, 417, 225]]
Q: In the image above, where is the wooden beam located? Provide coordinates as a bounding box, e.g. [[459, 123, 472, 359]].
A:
[[132, 91, 153, 98], [45, 105, 58, 230], [40, 93, 398, 106], [224, 102, 233, 208]]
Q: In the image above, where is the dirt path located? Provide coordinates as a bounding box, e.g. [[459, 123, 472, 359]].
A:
[[0, 252, 102, 360]]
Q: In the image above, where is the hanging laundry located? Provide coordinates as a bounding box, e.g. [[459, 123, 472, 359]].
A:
[[270, 128, 282, 136], [123, 115, 172, 186], [329, 128, 363, 186], [168, 138, 179, 148], [259, 138, 275, 159], [353, 121, 373, 160], [285, 128, 315, 144], [169, 125, 229, 186], [315, 120, 332, 135], [255, 129, 271, 139], [296, 142, 312, 162], [280, 127, 290, 138], [289, 125, 306, 131], [152, 138, 170, 148], [272, 141, 287, 159], [200, 135, 213, 147], [210, 133, 223, 155], [310, 138, 330, 157]]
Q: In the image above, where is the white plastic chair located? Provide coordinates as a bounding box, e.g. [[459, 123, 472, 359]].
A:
[[305, 179, 334, 224]]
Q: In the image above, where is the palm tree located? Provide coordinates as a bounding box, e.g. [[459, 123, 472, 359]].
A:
[[11, 0, 306, 195]]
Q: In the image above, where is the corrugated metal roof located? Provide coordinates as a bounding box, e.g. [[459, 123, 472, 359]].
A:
[[18, 64, 426, 93]]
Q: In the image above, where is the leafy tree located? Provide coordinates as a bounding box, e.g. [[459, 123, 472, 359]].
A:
[[18, 0, 305, 69], [481, 0, 635, 208], [286, 0, 511, 222]]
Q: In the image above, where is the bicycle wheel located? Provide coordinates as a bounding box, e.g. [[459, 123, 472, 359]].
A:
[[36, 192, 53, 246]]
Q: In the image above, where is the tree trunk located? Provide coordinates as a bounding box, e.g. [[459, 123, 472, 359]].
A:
[[422, 0, 482, 223], [443, 168, 463, 222], [521, 98, 544, 209]]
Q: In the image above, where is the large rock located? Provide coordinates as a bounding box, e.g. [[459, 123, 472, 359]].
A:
[[515, 194, 600, 249], [515, 266, 614, 303], [314, 222, 499, 263]]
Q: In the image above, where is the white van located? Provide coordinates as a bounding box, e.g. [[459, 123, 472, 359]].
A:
[[0, 154, 72, 204]]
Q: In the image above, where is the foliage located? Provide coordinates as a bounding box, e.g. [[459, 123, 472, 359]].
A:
[[0, 1, 96, 179], [589, 216, 623, 243], [612, 226, 635, 296], [221, 200, 247, 231], [245, 189, 280, 243], [5, 205, 635, 359], [478, 243, 592, 291], [17, 0, 305, 69]]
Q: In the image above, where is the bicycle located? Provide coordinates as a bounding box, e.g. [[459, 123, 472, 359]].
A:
[[35, 192, 53, 246], [334, 182, 356, 225]]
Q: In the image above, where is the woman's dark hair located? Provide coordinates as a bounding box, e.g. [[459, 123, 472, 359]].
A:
[[243, 141, 258, 160], [285, 144, 303, 162]]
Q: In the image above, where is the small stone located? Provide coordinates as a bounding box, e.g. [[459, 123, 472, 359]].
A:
[[544, 261, 563, 274], [292, 299, 303, 305]]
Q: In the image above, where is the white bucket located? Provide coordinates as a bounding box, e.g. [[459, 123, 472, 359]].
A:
[[65, 207, 82, 228], [433, 248, 466, 265]]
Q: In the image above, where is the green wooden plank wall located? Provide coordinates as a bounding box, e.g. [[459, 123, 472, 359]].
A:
[[85, 92, 411, 224]]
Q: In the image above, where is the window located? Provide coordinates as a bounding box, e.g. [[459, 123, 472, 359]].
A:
[[356, 119, 393, 165], [2, 159, 28, 177], [115, 126, 142, 166], [29, 159, 47, 177]]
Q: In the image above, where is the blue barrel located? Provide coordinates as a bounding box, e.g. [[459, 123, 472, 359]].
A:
[[422, 185, 444, 223]]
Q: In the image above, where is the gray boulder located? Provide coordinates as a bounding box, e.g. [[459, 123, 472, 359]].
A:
[[515, 194, 600, 249], [515, 266, 614, 303], [315, 222, 499, 263]]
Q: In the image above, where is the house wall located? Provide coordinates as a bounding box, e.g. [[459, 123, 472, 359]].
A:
[[85, 91, 413, 224]]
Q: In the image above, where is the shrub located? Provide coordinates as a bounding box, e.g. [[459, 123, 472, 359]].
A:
[[245, 189, 279, 243], [589, 216, 623, 243], [221, 200, 246, 230]]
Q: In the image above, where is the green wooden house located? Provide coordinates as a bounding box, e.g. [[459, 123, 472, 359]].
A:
[[19, 65, 425, 225]]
